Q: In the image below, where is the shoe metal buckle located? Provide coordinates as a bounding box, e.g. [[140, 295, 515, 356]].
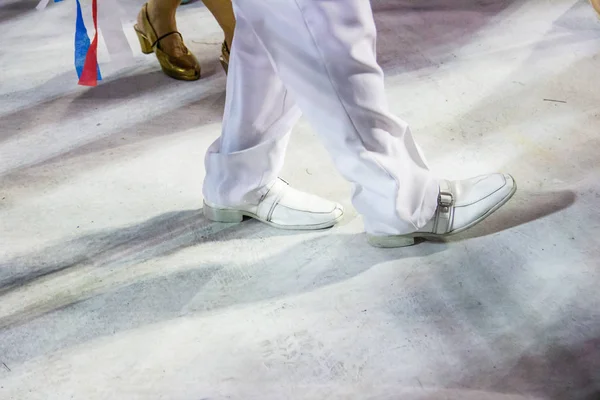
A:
[[438, 190, 453, 213]]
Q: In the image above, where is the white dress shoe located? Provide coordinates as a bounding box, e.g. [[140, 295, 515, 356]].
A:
[[203, 178, 344, 230], [368, 173, 517, 248]]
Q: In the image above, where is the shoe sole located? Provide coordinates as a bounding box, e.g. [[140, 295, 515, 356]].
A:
[[368, 177, 518, 248], [203, 201, 344, 231]]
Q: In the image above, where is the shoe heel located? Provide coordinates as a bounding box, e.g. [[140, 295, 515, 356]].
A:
[[219, 56, 228, 74], [203, 202, 244, 223], [367, 235, 416, 248], [134, 27, 154, 54]]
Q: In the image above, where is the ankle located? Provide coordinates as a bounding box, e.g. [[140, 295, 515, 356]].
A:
[[146, 1, 178, 31]]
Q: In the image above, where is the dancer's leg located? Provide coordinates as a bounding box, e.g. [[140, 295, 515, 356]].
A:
[[203, 10, 301, 206], [204, 0, 515, 243], [201, 0, 235, 48], [203, 11, 343, 230], [223, 0, 438, 235]]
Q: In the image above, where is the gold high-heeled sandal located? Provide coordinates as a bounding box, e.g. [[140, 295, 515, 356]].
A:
[[134, 3, 201, 81], [200, 0, 234, 74], [219, 41, 230, 74]]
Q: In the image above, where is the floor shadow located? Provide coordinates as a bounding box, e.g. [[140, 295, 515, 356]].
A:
[[71, 70, 183, 102], [380, 226, 600, 399], [0, 179, 572, 301], [0, 177, 582, 367], [0, 69, 226, 188], [0, 216, 448, 364], [448, 330, 600, 400], [11, 89, 223, 168], [0, 0, 38, 24], [448, 189, 577, 242], [373, 0, 519, 74], [0, 266, 224, 362], [0, 209, 252, 294], [0, 69, 174, 145]]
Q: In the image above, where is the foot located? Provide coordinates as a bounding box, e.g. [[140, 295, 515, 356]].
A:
[[203, 179, 344, 230], [135, 2, 200, 81], [140, 1, 187, 59], [368, 174, 517, 248]]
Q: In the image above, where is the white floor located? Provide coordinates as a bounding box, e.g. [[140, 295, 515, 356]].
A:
[[1, 0, 599, 399]]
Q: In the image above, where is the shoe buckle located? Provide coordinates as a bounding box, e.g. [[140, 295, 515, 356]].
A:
[[438, 190, 453, 213]]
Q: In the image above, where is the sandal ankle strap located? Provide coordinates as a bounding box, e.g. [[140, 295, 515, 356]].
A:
[[152, 31, 182, 48]]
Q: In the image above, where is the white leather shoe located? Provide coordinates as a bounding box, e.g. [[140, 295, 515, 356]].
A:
[[203, 179, 344, 230], [368, 174, 517, 248]]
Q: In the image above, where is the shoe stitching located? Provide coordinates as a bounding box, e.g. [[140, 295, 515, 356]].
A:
[[454, 175, 508, 208]]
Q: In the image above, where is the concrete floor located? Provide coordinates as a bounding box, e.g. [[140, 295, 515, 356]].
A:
[[1, 0, 599, 399]]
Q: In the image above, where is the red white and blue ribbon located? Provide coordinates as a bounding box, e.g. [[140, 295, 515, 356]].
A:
[[75, 0, 101, 86], [38, 0, 132, 87]]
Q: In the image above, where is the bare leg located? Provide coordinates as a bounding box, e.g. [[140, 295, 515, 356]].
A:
[[139, 0, 186, 58], [202, 0, 235, 48], [592, 0, 600, 17], [201, 0, 235, 69]]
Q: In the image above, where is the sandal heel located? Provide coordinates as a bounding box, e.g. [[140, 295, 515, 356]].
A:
[[134, 27, 154, 54], [203, 202, 244, 223], [219, 41, 230, 74], [219, 56, 228, 74]]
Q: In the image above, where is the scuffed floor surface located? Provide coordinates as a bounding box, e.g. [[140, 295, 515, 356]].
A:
[[1, 0, 599, 399]]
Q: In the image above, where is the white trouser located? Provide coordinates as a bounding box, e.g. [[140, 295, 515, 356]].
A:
[[203, 0, 439, 235]]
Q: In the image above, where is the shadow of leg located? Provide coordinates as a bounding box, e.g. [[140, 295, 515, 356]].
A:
[[449, 190, 577, 241]]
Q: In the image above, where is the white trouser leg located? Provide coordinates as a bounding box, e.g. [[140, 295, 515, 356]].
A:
[[203, 13, 301, 207], [204, 0, 439, 235]]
